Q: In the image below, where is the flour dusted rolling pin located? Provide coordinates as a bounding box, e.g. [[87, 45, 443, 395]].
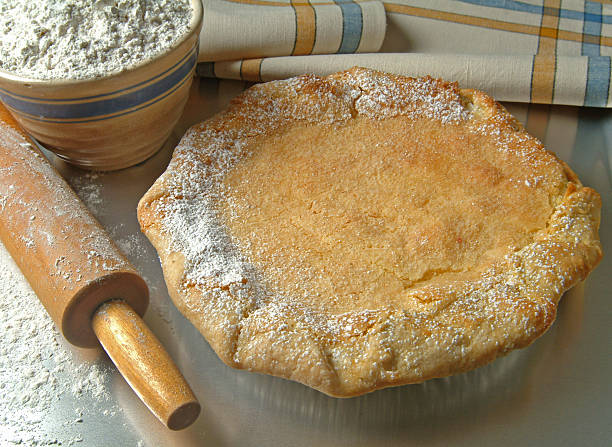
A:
[[0, 105, 200, 430]]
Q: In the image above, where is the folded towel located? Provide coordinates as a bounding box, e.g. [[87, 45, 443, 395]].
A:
[[197, 0, 387, 61], [197, 0, 612, 107]]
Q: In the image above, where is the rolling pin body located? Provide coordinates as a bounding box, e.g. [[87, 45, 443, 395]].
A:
[[0, 105, 199, 430], [0, 107, 148, 347]]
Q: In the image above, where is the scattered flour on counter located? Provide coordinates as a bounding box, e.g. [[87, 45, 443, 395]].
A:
[[63, 169, 178, 335], [67, 171, 104, 212], [0, 241, 119, 446], [0, 0, 193, 80]]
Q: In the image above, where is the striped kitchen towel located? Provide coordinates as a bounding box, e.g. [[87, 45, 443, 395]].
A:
[[197, 0, 387, 62], [198, 0, 612, 107]]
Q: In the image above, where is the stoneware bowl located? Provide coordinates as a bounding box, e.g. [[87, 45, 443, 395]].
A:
[[0, 0, 203, 171]]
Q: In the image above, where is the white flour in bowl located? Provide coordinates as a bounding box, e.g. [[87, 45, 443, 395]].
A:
[[0, 0, 193, 80]]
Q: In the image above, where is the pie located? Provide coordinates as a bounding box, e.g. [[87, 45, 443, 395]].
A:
[[137, 68, 602, 397]]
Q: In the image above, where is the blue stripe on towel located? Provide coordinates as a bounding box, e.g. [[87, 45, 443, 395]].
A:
[[333, 0, 363, 54], [458, 0, 612, 24], [584, 56, 610, 107], [197, 62, 216, 78], [582, 1, 610, 107]]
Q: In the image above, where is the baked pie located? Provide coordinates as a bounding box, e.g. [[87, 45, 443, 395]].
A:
[[138, 68, 602, 397]]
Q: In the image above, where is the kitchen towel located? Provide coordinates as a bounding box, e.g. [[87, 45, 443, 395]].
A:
[[197, 0, 387, 61], [197, 0, 612, 107]]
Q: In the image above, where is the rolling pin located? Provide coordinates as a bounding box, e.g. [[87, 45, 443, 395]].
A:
[[0, 104, 200, 431]]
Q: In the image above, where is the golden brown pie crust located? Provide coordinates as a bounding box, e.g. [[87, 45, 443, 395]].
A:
[[138, 68, 602, 397]]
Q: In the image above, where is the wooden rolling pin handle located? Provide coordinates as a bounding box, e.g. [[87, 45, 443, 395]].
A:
[[92, 300, 201, 431]]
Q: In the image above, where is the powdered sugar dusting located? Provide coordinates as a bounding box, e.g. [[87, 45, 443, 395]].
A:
[[343, 68, 469, 123], [151, 69, 472, 296]]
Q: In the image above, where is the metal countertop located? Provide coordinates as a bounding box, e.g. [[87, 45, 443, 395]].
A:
[[1, 77, 610, 446]]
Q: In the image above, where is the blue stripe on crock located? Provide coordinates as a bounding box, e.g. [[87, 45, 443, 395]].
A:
[[0, 47, 195, 103], [0, 47, 197, 120], [19, 71, 193, 124]]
